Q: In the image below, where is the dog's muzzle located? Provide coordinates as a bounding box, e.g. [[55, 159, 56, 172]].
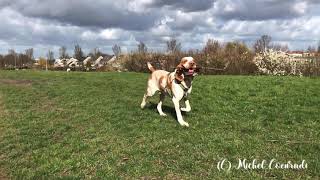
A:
[[183, 67, 200, 76]]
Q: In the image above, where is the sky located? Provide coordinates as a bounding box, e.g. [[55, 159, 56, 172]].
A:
[[0, 0, 320, 58]]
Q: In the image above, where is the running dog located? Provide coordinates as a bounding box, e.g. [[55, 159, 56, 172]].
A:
[[140, 57, 198, 127]]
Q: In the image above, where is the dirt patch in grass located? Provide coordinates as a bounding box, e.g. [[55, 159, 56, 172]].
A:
[[0, 168, 9, 180], [0, 79, 32, 87]]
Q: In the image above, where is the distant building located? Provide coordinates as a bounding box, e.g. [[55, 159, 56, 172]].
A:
[[93, 56, 104, 68], [66, 58, 80, 67], [54, 59, 67, 68], [106, 56, 117, 65], [287, 51, 303, 58], [287, 51, 316, 58], [83, 57, 92, 66], [93, 56, 112, 68], [303, 52, 315, 57]]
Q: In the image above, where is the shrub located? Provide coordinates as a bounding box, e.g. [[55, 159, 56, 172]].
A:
[[254, 49, 320, 76]]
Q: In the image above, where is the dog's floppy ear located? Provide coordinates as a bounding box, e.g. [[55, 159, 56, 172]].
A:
[[175, 64, 184, 82]]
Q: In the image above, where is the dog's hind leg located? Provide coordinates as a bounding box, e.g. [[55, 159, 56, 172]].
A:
[[157, 92, 166, 116], [140, 87, 157, 109], [140, 93, 148, 109], [181, 100, 191, 112]]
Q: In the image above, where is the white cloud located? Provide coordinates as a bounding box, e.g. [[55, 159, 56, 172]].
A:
[[127, 0, 153, 13], [293, 1, 308, 15], [1, 0, 320, 57], [100, 29, 120, 40]]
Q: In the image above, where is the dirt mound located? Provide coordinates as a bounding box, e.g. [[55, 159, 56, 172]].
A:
[[0, 79, 32, 87]]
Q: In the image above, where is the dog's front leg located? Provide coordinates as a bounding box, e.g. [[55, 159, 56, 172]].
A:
[[172, 97, 189, 127], [181, 100, 191, 112], [157, 92, 166, 116]]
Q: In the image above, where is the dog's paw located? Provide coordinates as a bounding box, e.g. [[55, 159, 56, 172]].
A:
[[183, 122, 189, 127], [179, 121, 189, 127], [180, 107, 191, 112], [159, 113, 167, 116], [140, 103, 146, 109]]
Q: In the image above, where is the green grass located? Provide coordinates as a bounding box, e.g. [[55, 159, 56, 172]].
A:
[[0, 70, 319, 179]]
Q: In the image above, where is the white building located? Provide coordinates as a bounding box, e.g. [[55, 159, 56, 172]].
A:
[[66, 58, 80, 67], [83, 57, 92, 66]]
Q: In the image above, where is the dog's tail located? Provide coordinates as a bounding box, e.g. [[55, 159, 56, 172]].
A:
[[147, 62, 156, 73]]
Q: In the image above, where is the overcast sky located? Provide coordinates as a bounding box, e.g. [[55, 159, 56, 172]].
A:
[[1, 0, 320, 58]]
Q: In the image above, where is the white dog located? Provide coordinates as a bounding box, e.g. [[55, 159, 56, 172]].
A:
[[141, 57, 198, 127]]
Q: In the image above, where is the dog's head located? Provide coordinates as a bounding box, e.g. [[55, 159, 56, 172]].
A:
[[175, 57, 199, 82], [177, 57, 197, 70]]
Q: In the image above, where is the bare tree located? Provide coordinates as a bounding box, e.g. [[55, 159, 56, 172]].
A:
[[8, 49, 17, 68], [270, 43, 289, 52], [137, 41, 147, 54], [8, 49, 15, 55], [25, 48, 34, 60], [47, 50, 54, 64], [317, 40, 320, 53], [90, 47, 102, 60], [307, 46, 316, 53], [112, 44, 121, 57], [203, 39, 220, 55], [280, 44, 289, 52], [59, 46, 68, 59], [74, 44, 84, 60], [166, 38, 181, 54], [254, 35, 272, 53], [0, 55, 3, 68]]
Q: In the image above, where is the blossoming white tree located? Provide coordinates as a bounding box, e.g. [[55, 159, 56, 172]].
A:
[[254, 49, 310, 76]]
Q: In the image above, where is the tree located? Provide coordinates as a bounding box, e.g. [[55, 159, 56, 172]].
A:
[[25, 48, 34, 60], [224, 41, 255, 74], [137, 41, 147, 54], [0, 54, 3, 68], [307, 46, 316, 53], [47, 49, 54, 65], [8, 49, 15, 55], [166, 38, 181, 54], [203, 39, 220, 55], [46, 50, 55, 70], [20, 49, 34, 68], [254, 35, 272, 53], [38, 57, 47, 69], [270, 43, 289, 52], [8, 49, 17, 68], [112, 44, 121, 57], [90, 47, 102, 60], [74, 44, 84, 60], [317, 41, 320, 53], [59, 46, 68, 59]]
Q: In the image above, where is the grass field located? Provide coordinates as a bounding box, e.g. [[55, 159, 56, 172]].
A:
[[0, 70, 319, 179]]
